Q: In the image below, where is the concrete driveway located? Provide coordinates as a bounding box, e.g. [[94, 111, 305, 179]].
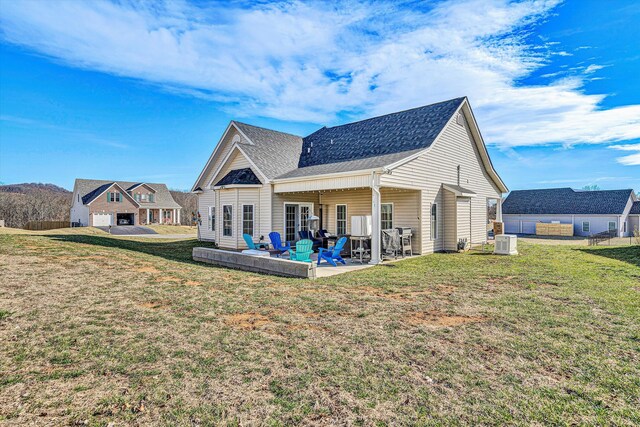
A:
[[95, 226, 158, 235]]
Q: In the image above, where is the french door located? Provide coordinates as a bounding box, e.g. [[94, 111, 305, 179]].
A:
[[284, 203, 313, 242]]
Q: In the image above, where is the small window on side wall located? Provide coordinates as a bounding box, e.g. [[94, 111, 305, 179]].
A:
[[336, 204, 347, 235], [223, 205, 233, 237], [431, 204, 438, 240], [243, 205, 254, 236], [608, 221, 616, 232], [582, 221, 590, 233], [381, 203, 393, 229]]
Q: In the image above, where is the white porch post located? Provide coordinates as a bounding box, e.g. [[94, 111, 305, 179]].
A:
[[159, 208, 163, 224], [146, 208, 150, 224], [370, 172, 382, 264], [177, 209, 181, 224], [497, 198, 503, 223], [173, 209, 177, 224]]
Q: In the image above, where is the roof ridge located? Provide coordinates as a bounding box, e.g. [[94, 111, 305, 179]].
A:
[[318, 97, 466, 132], [233, 121, 302, 138]]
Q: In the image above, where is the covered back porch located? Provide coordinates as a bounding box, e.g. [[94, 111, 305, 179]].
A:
[[272, 174, 423, 263], [138, 207, 181, 225]]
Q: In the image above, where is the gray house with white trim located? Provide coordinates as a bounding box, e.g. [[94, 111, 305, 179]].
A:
[[502, 188, 636, 237]]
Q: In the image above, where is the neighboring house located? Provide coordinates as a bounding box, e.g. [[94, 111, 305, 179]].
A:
[[70, 179, 182, 227], [191, 97, 507, 261], [502, 188, 636, 237], [629, 201, 640, 235]]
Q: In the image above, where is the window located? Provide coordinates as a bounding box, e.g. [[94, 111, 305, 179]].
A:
[[608, 221, 616, 232], [624, 221, 627, 233], [149, 194, 154, 203], [107, 192, 121, 203], [223, 205, 233, 237], [209, 206, 215, 231], [582, 221, 590, 233], [431, 204, 438, 239], [242, 205, 254, 236], [336, 204, 347, 235], [77, 194, 80, 203], [134, 193, 140, 202], [381, 203, 393, 229]]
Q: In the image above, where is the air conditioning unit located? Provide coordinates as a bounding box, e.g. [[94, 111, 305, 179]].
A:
[[494, 234, 518, 255]]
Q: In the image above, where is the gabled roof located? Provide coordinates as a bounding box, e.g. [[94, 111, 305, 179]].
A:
[[232, 122, 302, 180], [297, 97, 465, 170], [194, 97, 507, 192], [126, 182, 156, 192], [502, 188, 634, 215], [74, 179, 181, 209], [630, 201, 640, 215], [214, 168, 261, 186]]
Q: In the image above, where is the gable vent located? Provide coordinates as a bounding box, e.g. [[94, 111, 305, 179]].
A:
[[456, 113, 465, 126]]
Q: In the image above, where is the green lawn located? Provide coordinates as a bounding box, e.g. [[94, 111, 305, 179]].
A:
[[1, 231, 638, 426]]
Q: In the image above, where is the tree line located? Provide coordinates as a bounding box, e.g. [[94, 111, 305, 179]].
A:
[[0, 183, 198, 228]]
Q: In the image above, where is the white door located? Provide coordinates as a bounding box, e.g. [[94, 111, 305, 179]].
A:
[[284, 203, 314, 242], [93, 213, 112, 226]]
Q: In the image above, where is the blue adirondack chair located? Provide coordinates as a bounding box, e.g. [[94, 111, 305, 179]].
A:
[[268, 232, 290, 256], [318, 236, 347, 266], [243, 233, 258, 250], [298, 230, 322, 250], [289, 239, 313, 263]]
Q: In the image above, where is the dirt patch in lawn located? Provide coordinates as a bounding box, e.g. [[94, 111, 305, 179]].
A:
[[184, 280, 202, 286], [135, 265, 160, 274], [138, 300, 170, 310], [223, 313, 271, 330], [405, 311, 487, 327]]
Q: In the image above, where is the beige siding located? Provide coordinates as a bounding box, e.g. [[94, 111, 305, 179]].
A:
[[321, 189, 371, 235], [198, 189, 216, 241], [456, 197, 471, 246], [381, 109, 502, 253], [271, 192, 320, 240], [274, 174, 371, 193], [211, 148, 253, 186], [199, 129, 250, 190], [443, 190, 457, 251], [381, 188, 421, 253]]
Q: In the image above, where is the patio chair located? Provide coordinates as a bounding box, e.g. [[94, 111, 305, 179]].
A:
[[289, 239, 313, 263], [268, 232, 291, 256], [317, 229, 329, 238], [317, 236, 347, 267], [243, 233, 259, 250], [298, 230, 322, 250]]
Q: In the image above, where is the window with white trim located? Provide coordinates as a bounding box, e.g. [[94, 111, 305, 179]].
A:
[[336, 204, 347, 235], [623, 221, 627, 233], [582, 221, 590, 233], [209, 206, 215, 231], [242, 205, 254, 236], [223, 205, 233, 237], [107, 192, 121, 203], [431, 204, 438, 240], [608, 221, 616, 231], [381, 203, 393, 229]]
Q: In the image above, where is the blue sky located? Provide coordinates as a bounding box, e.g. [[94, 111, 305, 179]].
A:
[[0, 0, 638, 192]]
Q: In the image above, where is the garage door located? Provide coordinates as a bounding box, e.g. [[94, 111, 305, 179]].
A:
[[93, 213, 112, 226], [521, 221, 536, 235], [504, 220, 519, 234]]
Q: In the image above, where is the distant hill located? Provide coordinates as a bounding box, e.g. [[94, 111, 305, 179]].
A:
[[0, 183, 71, 194], [0, 183, 71, 228]]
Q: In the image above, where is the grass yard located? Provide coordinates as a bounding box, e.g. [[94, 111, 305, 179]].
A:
[[0, 231, 639, 426]]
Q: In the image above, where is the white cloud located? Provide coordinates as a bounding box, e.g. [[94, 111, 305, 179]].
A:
[[1, 0, 639, 148], [584, 64, 606, 73], [609, 144, 640, 166]]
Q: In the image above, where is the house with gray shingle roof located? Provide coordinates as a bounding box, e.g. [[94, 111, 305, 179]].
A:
[[70, 179, 182, 227], [191, 97, 508, 258], [502, 188, 637, 237]]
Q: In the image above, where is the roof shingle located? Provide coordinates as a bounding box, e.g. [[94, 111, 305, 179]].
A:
[[630, 201, 640, 215], [502, 188, 634, 215], [215, 168, 261, 186]]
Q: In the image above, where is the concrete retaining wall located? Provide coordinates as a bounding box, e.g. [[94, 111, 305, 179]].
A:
[[193, 247, 316, 279]]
